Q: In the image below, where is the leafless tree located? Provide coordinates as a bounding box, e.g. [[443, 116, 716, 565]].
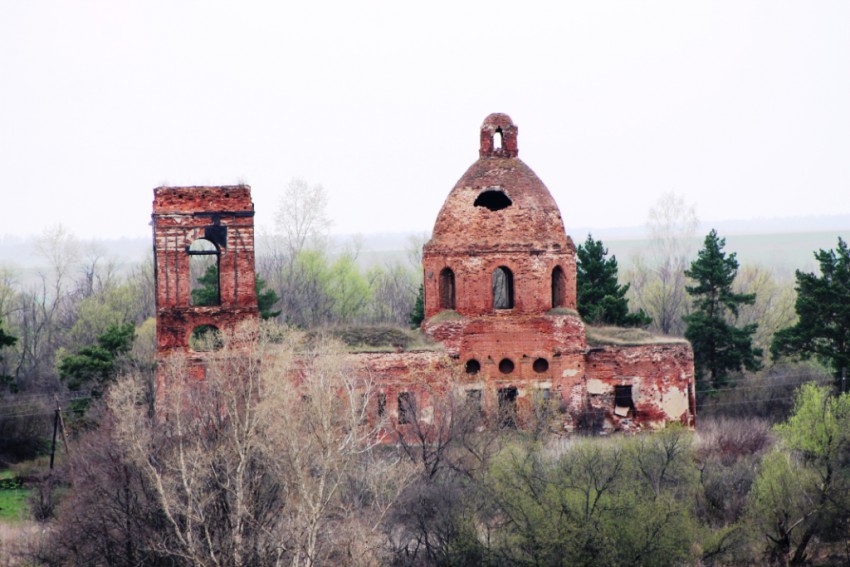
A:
[[46, 322, 415, 567], [627, 192, 698, 336], [275, 177, 332, 260]]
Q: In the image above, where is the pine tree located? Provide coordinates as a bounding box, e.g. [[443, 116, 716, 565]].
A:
[[684, 229, 762, 390], [192, 265, 281, 320], [409, 284, 425, 328], [576, 234, 651, 327], [59, 322, 135, 396], [772, 237, 850, 385]]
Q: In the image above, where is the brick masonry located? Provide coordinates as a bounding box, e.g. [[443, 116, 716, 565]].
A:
[[153, 114, 696, 433]]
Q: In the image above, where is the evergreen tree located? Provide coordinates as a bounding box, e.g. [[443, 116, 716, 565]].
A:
[[0, 316, 17, 389], [684, 229, 762, 390], [192, 265, 281, 320], [577, 234, 651, 327], [191, 264, 221, 307], [256, 274, 282, 320], [772, 237, 850, 385], [409, 284, 425, 328], [59, 322, 135, 396]]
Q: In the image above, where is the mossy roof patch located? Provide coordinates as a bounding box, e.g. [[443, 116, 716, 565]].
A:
[[306, 326, 443, 353], [586, 326, 689, 347]]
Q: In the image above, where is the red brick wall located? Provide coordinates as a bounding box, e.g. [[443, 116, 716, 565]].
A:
[[152, 185, 259, 353]]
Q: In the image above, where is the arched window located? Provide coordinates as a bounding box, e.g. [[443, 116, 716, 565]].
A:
[[439, 268, 456, 310], [189, 238, 220, 306], [189, 324, 223, 351], [493, 266, 514, 310], [552, 266, 566, 308]]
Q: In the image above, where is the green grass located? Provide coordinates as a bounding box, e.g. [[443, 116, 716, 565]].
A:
[[0, 472, 30, 524]]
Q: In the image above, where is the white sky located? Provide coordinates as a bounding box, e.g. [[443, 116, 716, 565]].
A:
[[1, 1, 848, 240]]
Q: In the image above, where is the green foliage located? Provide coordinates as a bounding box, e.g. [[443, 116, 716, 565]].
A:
[[409, 283, 425, 328], [772, 237, 850, 383], [0, 480, 30, 524], [255, 274, 281, 320], [684, 230, 762, 389], [191, 263, 220, 307], [328, 253, 371, 323], [192, 265, 281, 320], [58, 322, 135, 396], [487, 430, 698, 566], [577, 234, 651, 327], [749, 384, 850, 563]]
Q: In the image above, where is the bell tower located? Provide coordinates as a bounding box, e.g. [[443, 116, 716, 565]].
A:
[[152, 185, 259, 377]]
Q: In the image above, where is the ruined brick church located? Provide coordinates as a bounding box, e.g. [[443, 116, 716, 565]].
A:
[[152, 113, 696, 433]]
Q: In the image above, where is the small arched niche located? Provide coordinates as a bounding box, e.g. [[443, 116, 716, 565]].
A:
[[493, 266, 514, 310], [189, 238, 220, 306], [189, 324, 223, 352], [439, 268, 456, 310], [551, 266, 566, 308]]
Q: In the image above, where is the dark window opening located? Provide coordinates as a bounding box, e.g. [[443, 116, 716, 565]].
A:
[[533, 358, 549, 373], [498, 358, 515, 374], [377, 393, 387, 418], [498, 387, 518, 429], [474, 190, 513, 212], [552, 266, 566, 308], [398, 392, 415, 425], [439, 268, 456, 310], [614, 385, 635, 417], [465, 359, 481, 375], [189, 324, 223, 352], [189, 238, 220, 306], [493, 267, 514, 310]]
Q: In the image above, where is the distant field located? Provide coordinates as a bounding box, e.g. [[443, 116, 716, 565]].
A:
[[2, 229, 848, 279], [602, 230, 850, 278]]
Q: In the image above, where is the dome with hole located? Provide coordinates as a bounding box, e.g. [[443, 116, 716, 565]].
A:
[[425, 113, 570, 255]]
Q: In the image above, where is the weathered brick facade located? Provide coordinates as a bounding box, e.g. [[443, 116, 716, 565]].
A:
[[152, 185, 259, 382], [153, 114, 696, 433]]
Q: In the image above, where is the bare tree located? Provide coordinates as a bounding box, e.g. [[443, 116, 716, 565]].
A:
[[48, 322, 414, 567], [275, 177, 332, 260], [627, 192, 698, 336]]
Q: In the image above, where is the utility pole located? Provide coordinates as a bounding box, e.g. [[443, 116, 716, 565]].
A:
[[842, 367, 847, 395], [49, 397, 60, 470]]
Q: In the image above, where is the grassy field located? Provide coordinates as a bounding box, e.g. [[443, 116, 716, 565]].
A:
[[0, 471, 29, 525], [604, 230, 850, 277]]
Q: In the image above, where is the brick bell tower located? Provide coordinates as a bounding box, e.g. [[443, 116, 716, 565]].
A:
[[152, 185, 259, 380]]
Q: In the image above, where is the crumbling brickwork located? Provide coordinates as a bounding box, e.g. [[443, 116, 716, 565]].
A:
[[417, 113, 696, 432], [152, 185, 259, 382], [152, 115, 696, 433]]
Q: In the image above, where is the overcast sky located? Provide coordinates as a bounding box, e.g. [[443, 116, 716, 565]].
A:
[[1, 1, 848, 241]]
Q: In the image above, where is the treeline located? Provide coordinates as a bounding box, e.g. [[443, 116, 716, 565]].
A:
[[577, 192, 850, 403], [0, 179, 423, 464], [12, 325, 850, 566]]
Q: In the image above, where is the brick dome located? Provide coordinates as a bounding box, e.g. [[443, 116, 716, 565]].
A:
[[422, 114, 577, 319], [425, 113, 570, 255]]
